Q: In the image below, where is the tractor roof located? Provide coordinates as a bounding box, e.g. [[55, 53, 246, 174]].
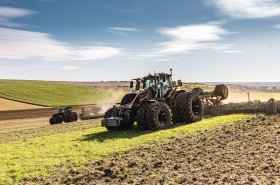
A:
[[132, 72, 172, 81]]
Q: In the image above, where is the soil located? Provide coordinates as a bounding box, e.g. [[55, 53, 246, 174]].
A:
[[21, 115, 280, 185], [0, 104, 108, 121], [0, 97, 42, 111]]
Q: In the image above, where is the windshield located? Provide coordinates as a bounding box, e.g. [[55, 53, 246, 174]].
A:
[[143, 78, 156, 89], [160, 76, 172, 88]]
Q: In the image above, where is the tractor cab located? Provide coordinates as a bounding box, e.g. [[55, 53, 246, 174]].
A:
[[130, 69, 182, 97], [59, 106, 73, 115]]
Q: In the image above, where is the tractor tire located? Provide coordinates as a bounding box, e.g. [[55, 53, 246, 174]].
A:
[[172, 92, 185, 123], [214, 84, 228, 100], [121, 115, 134, 130], [52, 115, 63, 124], [136, 102, 150, 130], [179, 92, 203, 123], [146, 102, 172, 130], [192, 88, 204, 96], [49, 117, 55, 125], [72, 112, 78, 121]]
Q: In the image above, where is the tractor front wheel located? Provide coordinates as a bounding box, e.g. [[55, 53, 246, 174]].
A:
[[136, 102, 149, 130], [146, 102, 172, 130], [50, 115, 63, 124]]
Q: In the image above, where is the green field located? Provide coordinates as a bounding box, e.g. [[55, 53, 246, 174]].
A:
[[0, 114, 251, 184], [0, 80, 127, 107]]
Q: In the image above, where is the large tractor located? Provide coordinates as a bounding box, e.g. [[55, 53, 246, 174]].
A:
[[101, 69, 228, 131], [49, 106, 78, 124]]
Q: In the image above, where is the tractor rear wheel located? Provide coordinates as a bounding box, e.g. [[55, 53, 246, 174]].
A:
[[146, 102, 172, 130], [136, 102, 149, 130], [179, 92, 203, 123]]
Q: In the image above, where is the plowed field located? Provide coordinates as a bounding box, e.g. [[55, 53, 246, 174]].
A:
[[21, 115, 279, 185]]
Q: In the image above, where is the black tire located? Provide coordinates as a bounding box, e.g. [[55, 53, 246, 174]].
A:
[[192, 88, 204, 96], [52, 115, 64, 124], [146, 102, 172, 130], [72, 112, 78, 121], [172, 91, 185, 123], [179, 92, 203, 123], [121, 115, 134, 130], [214, 84, 228, 100], [49, 117, 55, 125], [136, 102, 150, 130]]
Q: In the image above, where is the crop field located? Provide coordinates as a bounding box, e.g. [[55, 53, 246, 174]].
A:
[[0, 80, 279, 184], [0, 114, 254, 184], [0, 80, 127, 107], [26, 115, 279, 185]]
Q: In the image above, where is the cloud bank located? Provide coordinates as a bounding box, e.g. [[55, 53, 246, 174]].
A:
[[0, 6, 34, 27], [207, 0, 280, 19], [156, 23, 235, 55], [0, 27, 122, 61]]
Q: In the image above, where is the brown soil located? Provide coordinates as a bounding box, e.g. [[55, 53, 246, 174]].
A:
[[0, 97, 42, 111], [21, 115, 280, 185], [0, 104, 108, 121]]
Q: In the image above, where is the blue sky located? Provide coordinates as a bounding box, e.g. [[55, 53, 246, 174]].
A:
[[0, 0, 280, 82]]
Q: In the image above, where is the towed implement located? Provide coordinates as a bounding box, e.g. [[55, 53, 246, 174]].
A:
[[102, 69, 228, 131]]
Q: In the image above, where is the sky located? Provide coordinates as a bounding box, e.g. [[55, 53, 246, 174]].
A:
[[0, 0, 280, 82]]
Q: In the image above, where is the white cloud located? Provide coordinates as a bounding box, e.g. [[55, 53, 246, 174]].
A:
[[106, 27, 141, 36], [0, 6, 34, 27], [156, 23, 236, 55], [273, 24, 280, 29], [61, 65, 80, 70], [207, 0, 280, 19], [0, 27, 122, 61]]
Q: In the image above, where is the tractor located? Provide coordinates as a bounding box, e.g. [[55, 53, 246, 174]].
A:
[[101, 69, 228, 131], [49, 106, 78, 124]]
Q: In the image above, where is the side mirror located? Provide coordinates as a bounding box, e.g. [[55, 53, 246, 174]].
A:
[[136, 80, 140, 90], [130, 81, 134, 88]]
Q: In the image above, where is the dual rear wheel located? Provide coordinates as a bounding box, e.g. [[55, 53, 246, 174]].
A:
[[136, 102, 172, 130]]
